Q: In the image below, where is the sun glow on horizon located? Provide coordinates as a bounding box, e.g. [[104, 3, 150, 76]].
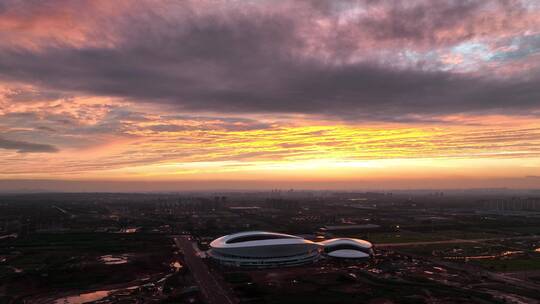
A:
[[2, 108, 539, 186]]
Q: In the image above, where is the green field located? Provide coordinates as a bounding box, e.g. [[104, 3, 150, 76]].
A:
[[363, 231, 447, 244], [363, 230, 505, 244], [1, 233, 170, 270], [497, 226, 540, 235], [473, 256, 540, 272], [257, 270, 500, 304], [0, 233, 174, 296]]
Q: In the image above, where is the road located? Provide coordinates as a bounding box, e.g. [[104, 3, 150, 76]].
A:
[[174, 236, 237, 304], [52, 205, 76, 219]]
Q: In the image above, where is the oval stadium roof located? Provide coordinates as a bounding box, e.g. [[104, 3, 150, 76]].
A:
[[210, 231, 315, 249]]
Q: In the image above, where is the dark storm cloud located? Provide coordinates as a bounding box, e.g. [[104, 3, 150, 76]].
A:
[[0, 137, 58, 153], [0, 0, 538, 120], [353, 0, 525, 46]]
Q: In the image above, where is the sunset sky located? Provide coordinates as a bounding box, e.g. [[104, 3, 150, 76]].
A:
[[1, 0, 540, 191]]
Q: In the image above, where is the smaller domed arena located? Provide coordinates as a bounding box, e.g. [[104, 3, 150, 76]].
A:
[[319, 238, 374, 259]]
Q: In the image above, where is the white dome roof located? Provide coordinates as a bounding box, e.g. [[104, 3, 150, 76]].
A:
[[210, 231, 315, 249], [319, 238, 373, 249], [327, 249, 370, 258], [208, 231, 373, 266]]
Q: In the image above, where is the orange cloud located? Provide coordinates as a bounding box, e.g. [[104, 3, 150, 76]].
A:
[[1, 101, 539, 183]]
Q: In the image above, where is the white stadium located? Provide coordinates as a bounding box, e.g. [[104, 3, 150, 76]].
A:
[[208, 231, 373, 268]]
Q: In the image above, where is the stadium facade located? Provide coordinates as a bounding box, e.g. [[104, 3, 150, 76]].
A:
[[208, 231, 373, 268]]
